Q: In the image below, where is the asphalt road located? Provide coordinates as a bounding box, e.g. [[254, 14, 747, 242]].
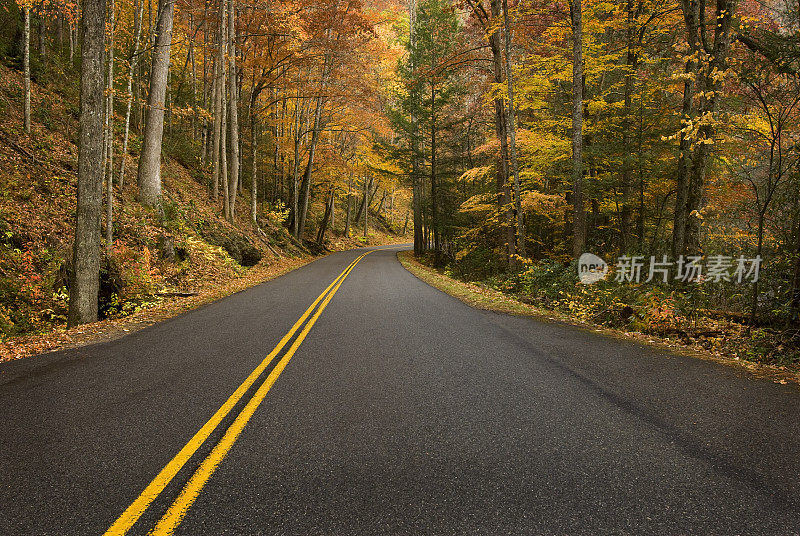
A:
[[2, 245, 800, 535]]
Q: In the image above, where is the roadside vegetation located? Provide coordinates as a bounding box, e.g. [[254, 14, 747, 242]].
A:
[[0, 0, 410, 353], [399, 251, 800, 383], [389, 0, 800, 368]]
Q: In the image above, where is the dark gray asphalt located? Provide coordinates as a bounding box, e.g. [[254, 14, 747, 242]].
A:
[[2, 246, 800, 535]]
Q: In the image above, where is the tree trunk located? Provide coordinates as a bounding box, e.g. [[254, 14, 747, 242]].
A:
[[619, 0, 636, 252], [409, 0, 424, 255], [570, 0, 585, 258], [751, 211, 765, 325], [344, 174, 352, 236], [363, 175, 369, 238], [502, 0, 524, 257], [675, 0, 737, 254], [69, 0, 107, 326], [23, 5, 31, 135], [317, 190, 334, 246], [221, 75, 229, 219], [250, 94, 258, 224], [227, 0, 239, 220], [105, 0, 116, 251], [291, 87, 301, 237], [376, 189, 387, 216], [297, 56, 331, 239], [119, 0, 144, 187], [69, 15, 74, 63], [484, 0, 515, 265], [791, 206, 800, 313], [212, 59, 222, 200], [136, 0, 175, 210], [431, 84, 441, 266], [354, 177, 371, 224]]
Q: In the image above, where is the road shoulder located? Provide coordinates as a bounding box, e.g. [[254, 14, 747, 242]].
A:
[[397, 250, 800, 388], [1, 255, 315, 364]]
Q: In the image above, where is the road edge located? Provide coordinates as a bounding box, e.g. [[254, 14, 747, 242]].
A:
[[397, 250, 800, 388], [1, 254, 320, 365]]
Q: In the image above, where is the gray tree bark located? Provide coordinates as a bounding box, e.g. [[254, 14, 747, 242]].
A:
[[344, 174, 352, 236], [136, 0, 175, 210], [363, 175, 369, 238], [105, 0, 116, 251], [226, 0, 239, 220], [69, 0, 107, 326]]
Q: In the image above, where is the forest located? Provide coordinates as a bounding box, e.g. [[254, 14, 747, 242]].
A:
[[2, 0, 800, 366]]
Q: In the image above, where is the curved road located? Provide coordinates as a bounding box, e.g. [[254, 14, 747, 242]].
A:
[[2, 246, 800, 535]]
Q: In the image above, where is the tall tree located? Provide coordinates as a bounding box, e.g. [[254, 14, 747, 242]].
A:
[[464, 0, 516, 265], [673, 0, 738, 254], [226, 0, 239, 221], [22, 0, 31, 135], [501, 0, 524, 258], [69, 0, 107, 326], [119, 0, 145, 187], [569, 0, 585, 258], [136, 0, 176, 210], [104, 0, 116, 251]]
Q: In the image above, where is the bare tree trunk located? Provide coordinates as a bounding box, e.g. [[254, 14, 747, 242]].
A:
[[291, 86, 301, 237], [226, 0, 239, 220], [212, 58, 222, 200], [119, 0, 144, 188], [136, 0, 175, 210], [344, 174, 352, 236], [69, 0, 107, 326], [221, 76, 229, 219], [23, 5, 31, 135], [250, 92, 258, 224], [570, 0, 585, 258], [297, 54, 331, 239], [376, 189, 387, 217], [69, 15, 75, 63], [751, 211, 765, 325], [354, 177, 370, 224], [297, 94, 324, 238], [363, 175, 369, 238], [317, 190, 334, 245]]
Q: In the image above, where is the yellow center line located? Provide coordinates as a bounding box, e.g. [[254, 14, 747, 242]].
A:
[[104, 252, 368, 536], [149, 251, 371, 535]]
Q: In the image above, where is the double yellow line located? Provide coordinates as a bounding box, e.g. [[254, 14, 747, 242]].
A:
[[105, 251, 372, 536]]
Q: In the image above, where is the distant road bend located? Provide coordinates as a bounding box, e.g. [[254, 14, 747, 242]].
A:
[[1, 245, 800, 535]]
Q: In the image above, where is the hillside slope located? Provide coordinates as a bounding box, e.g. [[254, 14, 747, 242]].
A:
[[0, 63, 402, 360]]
